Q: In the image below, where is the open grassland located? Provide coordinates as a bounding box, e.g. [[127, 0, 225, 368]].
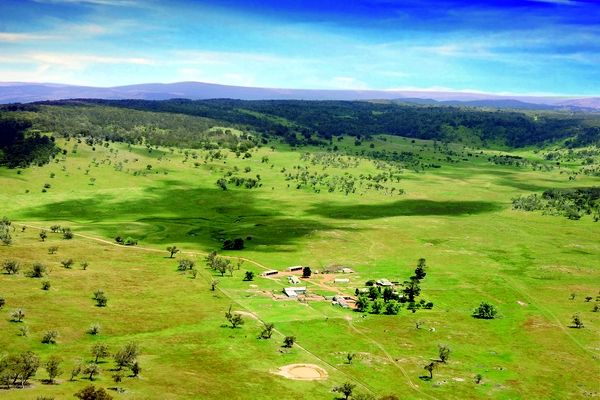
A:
[[0, 135, 599, 399]]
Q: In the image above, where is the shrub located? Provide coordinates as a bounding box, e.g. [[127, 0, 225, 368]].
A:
[[62, 228, 73, 240], [244, 271, 255, 281], [41, 330, 59, 344], [2, 259, 20, 274], [48, 246, 58, 254], [88, 323, 101, 335], [93, 290, 108, 307], [0, 296, 5, 309], [42, 280, 51, 290], [472, 301, 498, 319], [283, 336, 295, 348], [178, 259, 194, 271], [60, 258, 74, 268], [11, 308, 25, 322], [30, 262, 46, 278], [74, 385, 112, 399]]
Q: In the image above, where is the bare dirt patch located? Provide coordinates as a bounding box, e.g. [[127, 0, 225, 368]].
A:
[[274, 364, 328, 381]]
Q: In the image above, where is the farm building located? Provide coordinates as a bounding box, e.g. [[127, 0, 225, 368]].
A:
[[287, 265, 304, 272], [341, 268, 354, 274], [283, 287, 307, 298], [334, 278, 350, 284], [376, 279, 393, 287], [332, 295, 349, 308], [288, 276, 301, 284], [261, 270, 279, 277]]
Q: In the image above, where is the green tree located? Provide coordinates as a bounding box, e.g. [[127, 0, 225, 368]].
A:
[[114, 343, 140, 370], [413, 258, 427, 280], [385, 300, 401, 315], [2, 259, 20, 274], [472, 301, 498, 319], [283, 336, 296, 348], [30, 262, 46, 278], [371, 299, 384, 314], [438, 344, 450, 363], [424, 362, 436, 379], [333, 382, 356, 400], [45, 356, 62, 383], [83, 363, 100, 381], [571, 313, 584, 328], [39, 230, 48, 242], [166, 245, 179, 258], [355, 295, 370, 313], [302, 266, 312, 278], [260, 322, 274, 339], [91, 344, 110, 363], [225, 306, 244, 328], [244, 271, 255, 281]]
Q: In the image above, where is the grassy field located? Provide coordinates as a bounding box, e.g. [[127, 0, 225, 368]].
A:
[[1, 134, 599, 399]]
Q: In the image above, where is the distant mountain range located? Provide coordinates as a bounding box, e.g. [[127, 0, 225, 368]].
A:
[[0, 81, 599, 110]]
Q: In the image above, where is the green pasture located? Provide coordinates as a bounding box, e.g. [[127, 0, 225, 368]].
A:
[[0, 135, 598, 399]]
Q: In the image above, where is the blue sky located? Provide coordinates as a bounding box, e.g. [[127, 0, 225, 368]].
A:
[[0, 0, 599, 95]]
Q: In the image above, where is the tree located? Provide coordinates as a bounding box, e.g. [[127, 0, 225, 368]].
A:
[[88, 323, 101, 335], [205, 250, 217, 268], [0, 296, 5, 309], [45, 356, 62, 383], [346, 353, 355, 364], [30, 262, 46, 278], [260, 322, 274, 339], [474, 373, 483, 384], [302, 266, 312, 278], [177, 259, 194, 271], [93, 290, 108, 307], [166, 245, 179, 258], [114, 343, 140, 370], [39, 230, 48, 242], [225, 306, 244, 328], [333, 382, 356, 400], [11, 308, 25, 322], [74, 385, 113, 400], [16, 351, 40, 387], [414, 258, 427, 280], [91, 344, 110, 363], [62, 228, 73, 240], [371, 299, 384, 314], [41, 330, 59, 344], [81, 261, 89, 270], [571, 314, 584, 328], [48, 246, 58, 255], [50, 225, 61, 233], [42, 280, 51, 290], [385, 300, 401, 315], [83, 363, 100, 381], [368, 286, 380, 300], [210, 279, 219, 291], [61, 258, 74, 268], [424, 362, 436, 379], [214, 257, 231, 277], [438, 345, 450, 363], [472, 301, 498, 319], [2, 259, 20, 274], [70, 359, 83, 381], [283, 336, 295, 348], [355, 295, 370, 313], [402, 278, 421, 302], [244, 271, 255, 281]]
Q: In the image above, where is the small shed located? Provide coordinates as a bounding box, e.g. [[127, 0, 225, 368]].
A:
[[283, 287, 307, 298], [287, 265, 304, 272], [334, 278, 350, 284], [261, 270, 279, 277], [341, 268, 354, 274]]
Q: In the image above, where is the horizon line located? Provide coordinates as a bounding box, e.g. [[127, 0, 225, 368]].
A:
[[0, 80, 598, 99]]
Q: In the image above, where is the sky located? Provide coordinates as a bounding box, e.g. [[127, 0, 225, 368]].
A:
[[0, 0, 599, 95]]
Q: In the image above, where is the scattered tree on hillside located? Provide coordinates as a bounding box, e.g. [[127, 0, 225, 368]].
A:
[[11, 308, 25, 322], [2, 259, 20, 274], [48, 246, 58, 254], [244, 271, 255, 281], [472, 301, 498, 319], [61, 258, 74, 268], [283, 336, 296, 348], [346, 353, 355, 364], [114, 342, 140, 370], [571, 314, 584, 328], [81, 261, 89, 270], [91, 344, 110, 363], [29, 262, 46, 278], [177, 259, 194, 271], [333, 382, 356, 400], [225, 306, 244, 328], [88, 323, 101, 335], [41, 330, 59, 344], [413, 258, 427, 280], [62, 227, 73, 240], [438, 345, 450, 363], [50, 225, 61, 233], [130, 361, 141, 377], [45, 356, 62, 383], [371, 299, 384, 314], [83, 363, 100, 381], [260, 322, 274, 339], [210, 279, 219, 291], [70, 360, 83, 381], [402, 278, 421, 302], [93, 290, 108, 307], [302, 266, 312, 278], [355, 295, 370, 313], [424, 362, 436, 379], [39, 230, 48, 242], [166, 245, 179, 258]]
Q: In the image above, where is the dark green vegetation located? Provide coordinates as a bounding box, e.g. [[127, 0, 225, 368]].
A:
[[0, 100, 598, 399]]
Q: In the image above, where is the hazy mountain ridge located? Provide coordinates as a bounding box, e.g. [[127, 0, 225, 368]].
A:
[[0, 81, 599, 110]]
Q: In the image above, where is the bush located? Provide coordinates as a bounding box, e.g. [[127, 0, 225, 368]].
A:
[[0, 296, 5, 309], [223, 237, 244, 250], [88, 323, 101, 335], [62, 228, 73, 240], [2, 259, 20, 274], [30, 262, 46, 278], [177, 259, 195, 271], [61, 258, 74, 268], [11, 308, 25, 322], [473, 301, 498, 319], [244, 271, 255, 281], [93, 290, 108, 307], [41, 280, 51, 290], [41, 330, 59, 344], [74, 385, 113, 400]]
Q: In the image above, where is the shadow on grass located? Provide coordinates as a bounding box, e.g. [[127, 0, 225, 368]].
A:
[[418, 376, 432, 381], [22, 183, 352, 251], [307, 199, 502, 220]]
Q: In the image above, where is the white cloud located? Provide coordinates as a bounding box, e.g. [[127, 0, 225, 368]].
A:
[[0, 32, 56, 42]]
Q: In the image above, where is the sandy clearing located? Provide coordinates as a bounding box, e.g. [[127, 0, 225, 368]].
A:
[[274, 364, 328, 381]]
